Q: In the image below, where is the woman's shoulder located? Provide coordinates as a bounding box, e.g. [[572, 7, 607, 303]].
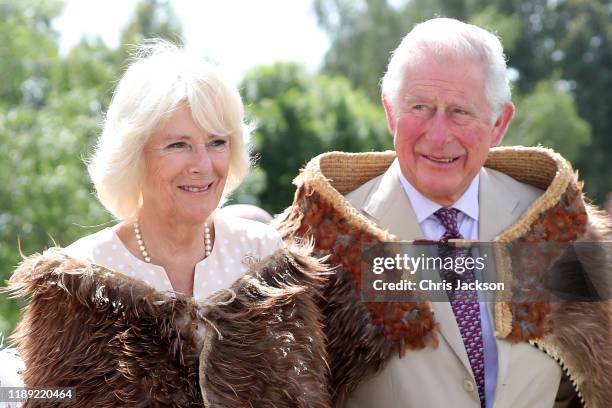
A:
[[216, 213, 280, 238], [63, 227, 117, 261], [214, 213, 283, 258]]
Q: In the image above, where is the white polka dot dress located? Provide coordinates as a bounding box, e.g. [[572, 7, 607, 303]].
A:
[[64, 214, 283, 301]]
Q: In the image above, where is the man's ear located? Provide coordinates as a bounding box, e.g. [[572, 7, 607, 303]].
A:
[[490, 102, 515, 147], [382, 93, 396, 135]]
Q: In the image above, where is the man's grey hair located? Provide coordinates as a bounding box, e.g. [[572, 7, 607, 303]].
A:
[[381, 18, 511, 122]]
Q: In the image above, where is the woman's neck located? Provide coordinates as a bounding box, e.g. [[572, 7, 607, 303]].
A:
[[115, 211, 215, 296], [138, 212, 207, 259]]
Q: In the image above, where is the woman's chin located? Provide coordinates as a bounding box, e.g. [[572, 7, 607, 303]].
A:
[[171, 208, 214, 226]]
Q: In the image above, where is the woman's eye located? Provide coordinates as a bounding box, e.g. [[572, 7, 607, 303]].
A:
[[167, 141, 188, 149], [209, 139, 228, 149]]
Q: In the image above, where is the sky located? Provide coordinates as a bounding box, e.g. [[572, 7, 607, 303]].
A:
[[53, 0, 330, 84]]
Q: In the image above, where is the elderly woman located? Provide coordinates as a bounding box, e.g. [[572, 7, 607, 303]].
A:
[[66, 41, 280, 299], [5, 42, 330, 408]]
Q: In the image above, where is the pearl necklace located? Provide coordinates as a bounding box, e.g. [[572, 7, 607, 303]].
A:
[[133, 221, 211, 263]]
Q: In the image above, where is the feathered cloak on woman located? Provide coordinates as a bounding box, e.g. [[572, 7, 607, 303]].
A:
[[5, 245, 331, 408]]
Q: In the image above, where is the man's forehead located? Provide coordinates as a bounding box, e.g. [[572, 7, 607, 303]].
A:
[[399, 76, 482, 101], [399, 57, 487, 93], [408, 47, 484, 65], [403, 51, 487, 76]]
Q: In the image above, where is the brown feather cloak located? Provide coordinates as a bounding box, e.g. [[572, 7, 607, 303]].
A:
[[5, 245, 331, 407]]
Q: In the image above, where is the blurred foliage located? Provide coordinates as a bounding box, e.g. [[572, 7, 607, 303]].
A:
[[506, 75, 591, 162], [0, 0, 63, 107], [238, 63, 390, 213], [314, 0, 611, 202]]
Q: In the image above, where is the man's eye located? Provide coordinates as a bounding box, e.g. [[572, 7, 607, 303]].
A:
[[453, 108, 469, 115], [413, 104, 428, 111]]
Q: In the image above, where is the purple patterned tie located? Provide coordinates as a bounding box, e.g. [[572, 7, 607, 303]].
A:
[[434, 208, 485, 407]]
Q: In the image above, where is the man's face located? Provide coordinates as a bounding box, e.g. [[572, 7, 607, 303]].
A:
[[383, 55, 514, 206]]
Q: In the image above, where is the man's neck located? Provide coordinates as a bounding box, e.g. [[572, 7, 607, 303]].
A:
[[398, 169, 480, 223]]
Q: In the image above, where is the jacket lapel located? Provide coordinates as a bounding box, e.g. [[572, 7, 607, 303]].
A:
[[362, 160, 423, 240], [479, 166, 520, 388], [479, 167, 519, 241]]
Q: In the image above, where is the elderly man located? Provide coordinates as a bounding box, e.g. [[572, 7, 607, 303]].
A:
[[343, 18, 549, 408], [279, 17, 610, 408]]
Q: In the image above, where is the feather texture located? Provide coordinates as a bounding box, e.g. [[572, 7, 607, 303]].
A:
[[5, 245, 331, 408]]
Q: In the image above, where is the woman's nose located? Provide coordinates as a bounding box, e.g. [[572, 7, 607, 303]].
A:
[[189, 144, 213, 174]]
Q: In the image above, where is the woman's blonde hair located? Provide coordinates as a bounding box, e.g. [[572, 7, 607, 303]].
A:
[[88, 40, 251, 219]]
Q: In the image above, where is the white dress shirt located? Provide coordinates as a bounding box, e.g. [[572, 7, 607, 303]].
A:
[[398, 172, 480, 241], [398, 171, 498, 408]]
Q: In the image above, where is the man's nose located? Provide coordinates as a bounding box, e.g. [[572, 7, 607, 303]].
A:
[[189, 144, 213, 174], [426, 111, 451, 146]]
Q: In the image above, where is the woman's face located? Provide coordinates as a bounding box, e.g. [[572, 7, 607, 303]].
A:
[[140, 102, 231, 225]]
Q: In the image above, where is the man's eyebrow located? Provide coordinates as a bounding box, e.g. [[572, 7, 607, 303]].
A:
[[447, 98, 478, 110], [402, 94, 433, 103], [401, 93, 475, 108]]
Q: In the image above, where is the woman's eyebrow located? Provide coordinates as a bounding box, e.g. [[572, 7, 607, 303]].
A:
[[162, 134, 190, 142]]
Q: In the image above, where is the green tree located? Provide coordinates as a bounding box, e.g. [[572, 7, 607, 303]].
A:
[[313, 0, 406, 102], [0, 0, 63, 108], [238, 62, 391, 214], [505, 76, 591, 162], [119, 0, 184, 60]]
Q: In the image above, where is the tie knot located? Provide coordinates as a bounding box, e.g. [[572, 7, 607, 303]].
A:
[[434, 207, 462, 240]]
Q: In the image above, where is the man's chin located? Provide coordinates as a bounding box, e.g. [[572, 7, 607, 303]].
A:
[[415, 181, 465, 206]]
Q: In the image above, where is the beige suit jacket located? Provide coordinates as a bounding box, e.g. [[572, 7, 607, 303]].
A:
[[343, 160, 562, 408]]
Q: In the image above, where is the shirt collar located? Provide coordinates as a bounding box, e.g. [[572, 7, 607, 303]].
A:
[[398, 170, 480, 223]]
